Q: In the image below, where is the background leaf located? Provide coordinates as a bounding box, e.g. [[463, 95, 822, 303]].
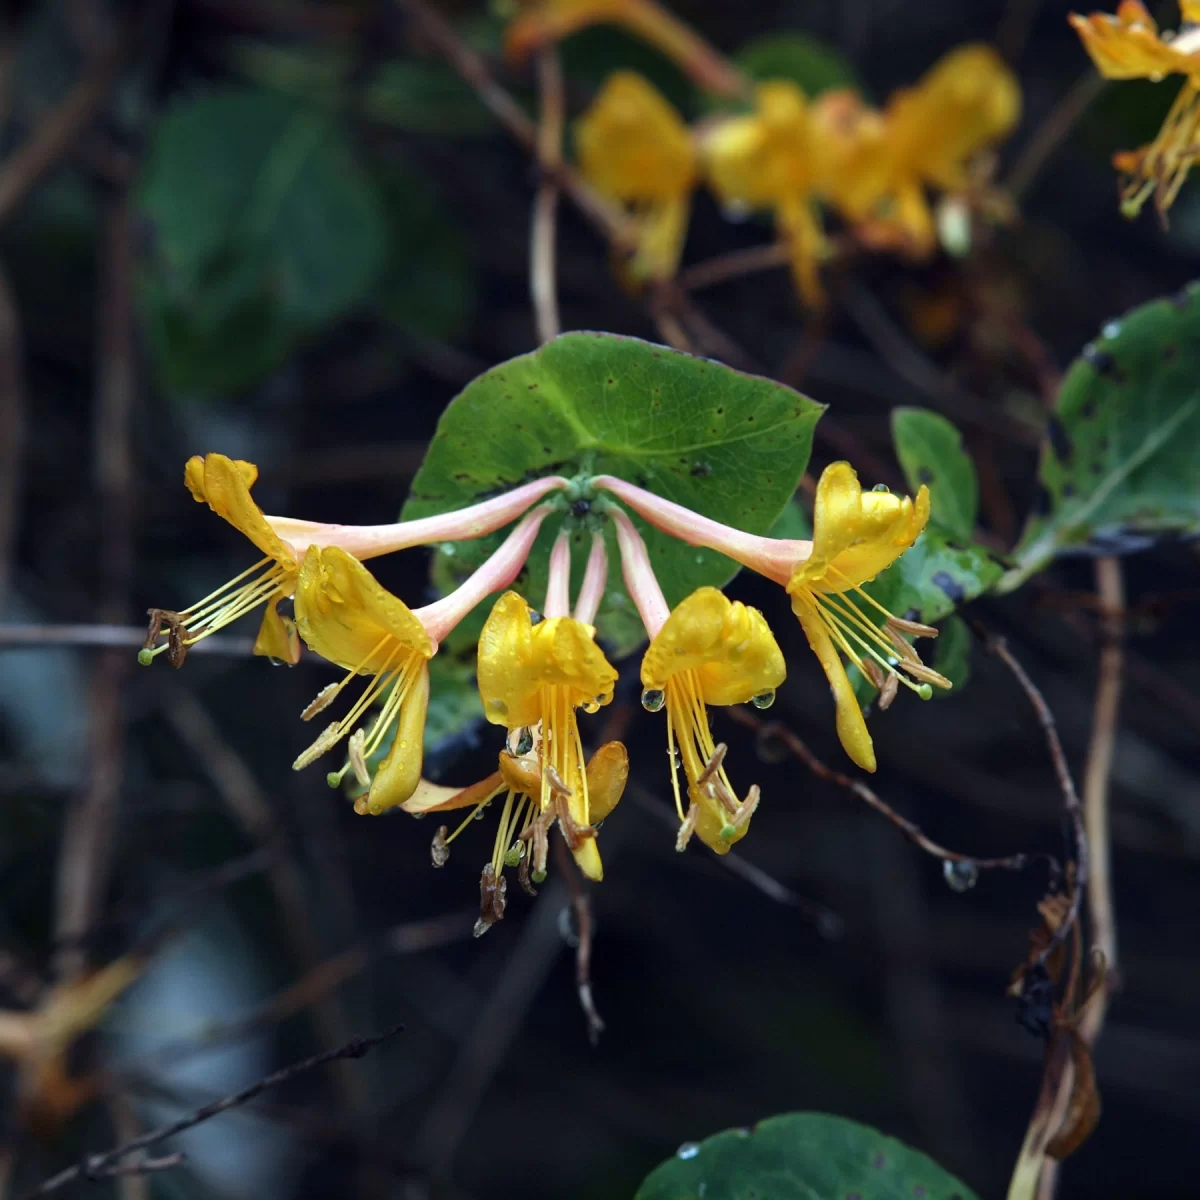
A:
[[137, 86, 388, 395], [733, 33, 863, 98], [1006, 282, 1200, 589], [403, 334, 824, 658], [892, 407, 978, 540], [634, 1112, 980, 1200]]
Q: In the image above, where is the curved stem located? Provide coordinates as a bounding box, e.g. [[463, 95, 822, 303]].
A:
[[573, 531, 608, 625], [544, 527, 571, 618], [608, 506, 669, 640]]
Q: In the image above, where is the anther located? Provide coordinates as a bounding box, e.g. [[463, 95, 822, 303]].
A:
[[301, 682, 340, 721], [675, 804, 701, 852], [348, 729, 370, 787], [878, 674, 900, 711], [696, 743, 728, 788], [431, 826, 450, 868], [887, 615, 939, 638], [293, 723, 342, 770], [543, 763, 573, 798], [473, 864, 507, 937]]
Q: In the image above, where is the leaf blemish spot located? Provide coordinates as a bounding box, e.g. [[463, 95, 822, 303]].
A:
[[1047, 415, 1073, 462], [919, 467, 933, 484], [931, 570, 965, 605]]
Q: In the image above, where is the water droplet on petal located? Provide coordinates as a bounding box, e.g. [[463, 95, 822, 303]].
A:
[[677, 1142, 701, 1160], [871, 483, 890, 492], [641, 688, 665, 712], [515, 727, 534, 755], [943, 859, 979, 892], [750, 688, 776, 710]]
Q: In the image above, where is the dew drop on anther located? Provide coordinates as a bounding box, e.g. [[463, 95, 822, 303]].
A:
[[943, 859, 979, 892]]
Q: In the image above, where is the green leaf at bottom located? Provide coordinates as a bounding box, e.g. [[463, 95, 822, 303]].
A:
[[635, 1112, 980, 1200]]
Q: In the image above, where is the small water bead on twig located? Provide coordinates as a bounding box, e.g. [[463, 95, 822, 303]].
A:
[[943, 858, 979, 892]]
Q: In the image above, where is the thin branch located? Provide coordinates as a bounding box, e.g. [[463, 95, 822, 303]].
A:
[[21, 1025, 404, 1199], [552, 837, 603, 1044], [53, 198, 135, 984], [976, 629, 1088, 965], [0, 38, 125, 225], [676, 242, 791, 292], [86, 1153, 185, 1181], [0, 624, 256, 655], [725, 707, 1035, 875], [393, 0, 630, 248], [0, 263, 26, 612], [531, 48, 564, 344], [1006, 72, 1109, 200]]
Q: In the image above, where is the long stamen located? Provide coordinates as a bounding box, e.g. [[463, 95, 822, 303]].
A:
[[177, 557, 273, 616]]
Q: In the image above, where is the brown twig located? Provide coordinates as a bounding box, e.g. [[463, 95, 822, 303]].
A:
[[393, 0, 630, 249], [21, 1025, 404, 1199], [552, 838, 603, 1044], [726, 707, 1035, 875], [976, 630, 1087, 967], [0, 624, 257, 655], [86, 1153, 186, 1181], [0, 38, 125, 226], [0, 264, 25, 612], [531, 48, 564, 344], [1006, 72, 1109, 201], [52, 198, 135, 985], [676, 242, 792, 292]]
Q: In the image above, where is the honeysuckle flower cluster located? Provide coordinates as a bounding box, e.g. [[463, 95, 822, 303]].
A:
[[143, 453, 947, 934], [1070, 1, 1200, 220], [569, 46, 1019, 302]]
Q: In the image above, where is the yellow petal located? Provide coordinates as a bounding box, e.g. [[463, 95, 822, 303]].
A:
[[792, 462, 929, 592], [294, 546, 433, 674], [641, 586, 785, 706], [183, 453, 296, 568], [477, 591, 617, 730], [576, 71, 696, 203], [1069, 4, 1193, 81], [252, 596, 301, 664], [690, 787, 751, 854], [777, 193, 826, 307], [791, 591, 876, 773], [572, 834, 604, 881], [363, 662, 430, 814], [624, 194, 692, 284], [585, 741, 628, 823]]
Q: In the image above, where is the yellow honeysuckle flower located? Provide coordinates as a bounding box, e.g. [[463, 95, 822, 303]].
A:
[[640, 587, 785, 853], [402, 741, 628, 935], [595, 462, 952, 774], [576, 71, 697, 284], [141, 453, 302, 666], [503, 0, 746, 97], [835, 45, 1020, 256], [786, 463, 945, 772], [1070, 2, 1200, 218], [292, 546, 433, 815], [703, 81, 829, 306], [476, 591, 619, 882]]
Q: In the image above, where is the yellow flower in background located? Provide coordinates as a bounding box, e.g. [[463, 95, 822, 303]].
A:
[[640, 587, 785, 853], [292, 547, 433, 815], [477, 591, 619, 881], [402, 741, 628, 935], [1070, 2, 1200, 218], [836, 44, 1020, 256], [786, 463, 947, 773], [142, 453, 301, 666], [703, 81, 829, 306], [576, 71, 698, 285], [504, 0, 745, 97]]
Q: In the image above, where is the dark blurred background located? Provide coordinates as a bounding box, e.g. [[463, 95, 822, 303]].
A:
[[1, 1, 1198, 1198]]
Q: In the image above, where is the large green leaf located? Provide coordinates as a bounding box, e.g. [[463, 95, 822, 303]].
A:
[[1005, 283, 1200, 590], [734, 33, 863, 98], [403, 334, 824, 658], [137, 86, 388, 394], [635, 1113, 980, 1200], [892, 408, 978, 541]]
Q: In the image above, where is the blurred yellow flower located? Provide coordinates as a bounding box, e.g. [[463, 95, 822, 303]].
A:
[[292, 547, 433, 815], [576, 71, 697, 284], [504, 0, 745, 96], [835, 45, 1020, 256], [703, 81, 829, 306], [142, 453, 301, 666], [786, 463, 946, 773], [1070, 2, 1200, 217], [402, 741, 628, 935], [640, 587, 785, 853], [477, 591, 619, 881]]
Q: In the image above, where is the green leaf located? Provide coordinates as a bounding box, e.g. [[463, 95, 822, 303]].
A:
[[734, 33, 863, 98], [891, 408, 978, 540], [403, 334, 824, 659], [932, 614, 971, 695], [1006, 282, 1200, 590], [137, 86, 388, 394], [767, 495, 811, 541], [635, 1112, 980, 1200], [364, 61, 496, 136]]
